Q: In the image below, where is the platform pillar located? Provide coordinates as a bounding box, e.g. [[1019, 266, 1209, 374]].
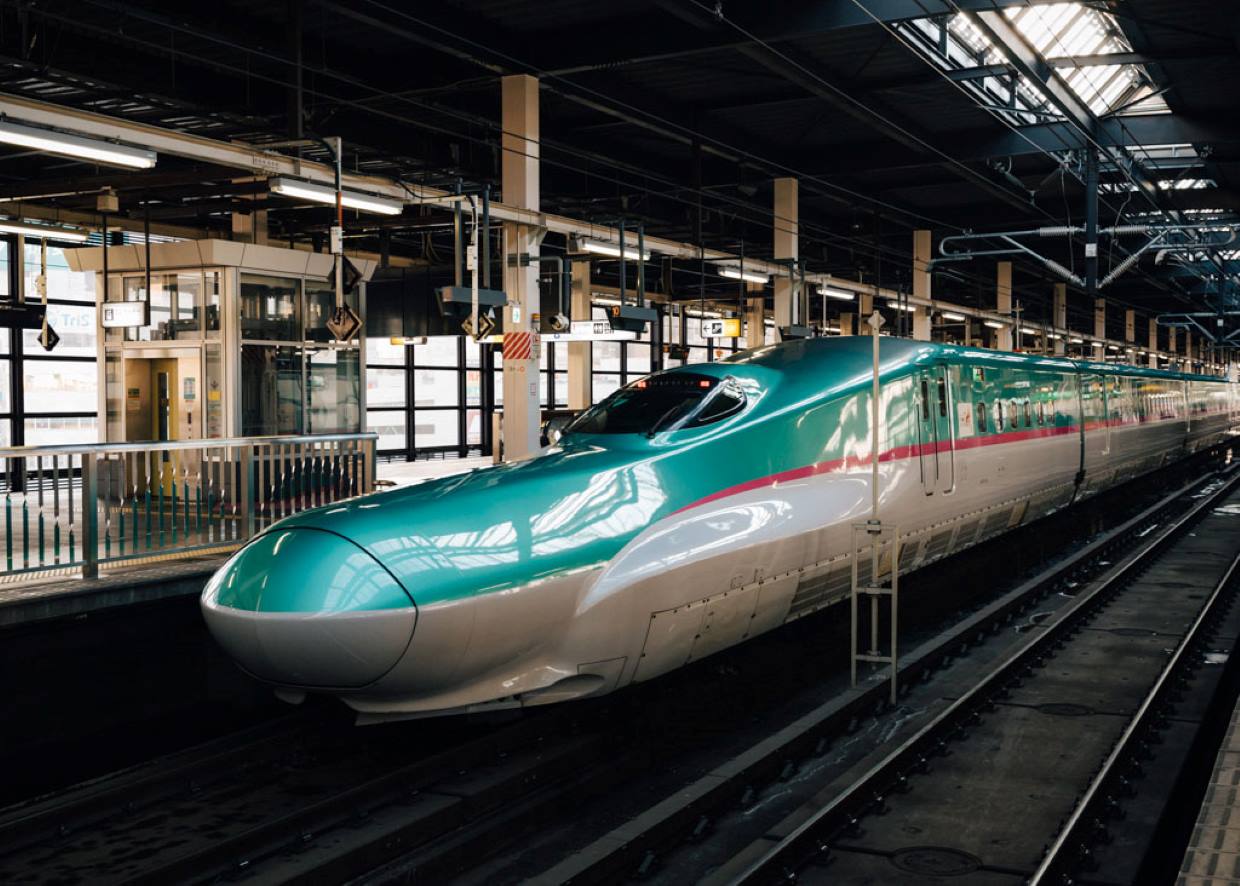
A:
[[1169, 325, 1178, 370], [567, 258, 592, 410], [911, 230, 932, 341], [501, 73, 542, 459], [994, 262, 1013, 351], [773, 178, 797, 329], [1053, 283, 1067, 354], [1094, 298, 1107, 360], [858, 291, 874, 318], [1148, 319, 1158, 368], [839, 312, 855, 336], [745, 288, 765, 348]]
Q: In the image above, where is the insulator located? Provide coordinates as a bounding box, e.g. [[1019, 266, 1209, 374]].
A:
[[1040, 257, 1083, 285]]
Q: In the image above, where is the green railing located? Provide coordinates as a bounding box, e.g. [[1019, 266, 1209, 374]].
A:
[[0, 432, 377, 581]]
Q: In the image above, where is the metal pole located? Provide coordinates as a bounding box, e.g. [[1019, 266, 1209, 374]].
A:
[[637, 223, 646, 309], [333, 136, 344, 309], [81, 451, 97, 578], [871, 314, 881, 522], [618, 220, 627, 308], [1085, 149, 1099, 300]]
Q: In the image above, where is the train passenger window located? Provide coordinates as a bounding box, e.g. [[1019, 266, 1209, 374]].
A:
[[977, 401, 988, 432], [1023, 400, 1032, 427], [1037, 402, 1045, 426], [994, 401, 1003, 430], [1008, 401, 1019, 429], [937, 377, 948, 418], [920, 379, 930, 421]]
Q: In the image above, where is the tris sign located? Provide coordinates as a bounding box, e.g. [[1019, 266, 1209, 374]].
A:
[[701, 318, 741, 338]]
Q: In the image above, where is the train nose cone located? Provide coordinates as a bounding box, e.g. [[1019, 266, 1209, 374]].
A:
[[201, 528, 416, 688]]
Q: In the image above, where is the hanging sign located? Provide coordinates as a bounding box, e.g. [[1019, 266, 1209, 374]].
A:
[[101, 300, 150, 328], [326, 304, 362, 341], [556, 320, 637, 341], [701, 318, 741, 338], [0, 301, 45, 329]]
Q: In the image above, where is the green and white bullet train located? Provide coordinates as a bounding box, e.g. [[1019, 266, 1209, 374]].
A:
[[202, 338, 1239, 721]]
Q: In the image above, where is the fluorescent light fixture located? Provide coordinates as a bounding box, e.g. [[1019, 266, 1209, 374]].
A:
[[0, 220, 89, 242], [887, 301, 915, 312], [269, 176, 403, 215], [1048, 333, 1062, 340], [0, 119, 156, 169], [818, 285, 855, 301], [1107, 345, 1120, 351], [1020, 327, 1039, 335], [1069, 337, 1084, 344], [984, 320, 1004, 329], [718, 265, 769, 284], [941, 311, 966, 322], [577, 238, 651, 261]]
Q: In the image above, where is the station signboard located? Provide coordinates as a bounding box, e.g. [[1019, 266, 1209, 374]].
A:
[[0, 301, 46, 329], [101, 300, 150, 328], [701, 318, 741, 338]]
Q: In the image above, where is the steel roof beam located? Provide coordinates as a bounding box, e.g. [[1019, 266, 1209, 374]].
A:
[[969, 9, 1172, 218]]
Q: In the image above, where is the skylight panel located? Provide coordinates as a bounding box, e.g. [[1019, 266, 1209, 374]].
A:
[[900, 2, 1170, 124]]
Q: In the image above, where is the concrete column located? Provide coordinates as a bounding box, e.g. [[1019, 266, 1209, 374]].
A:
[[839, 312, 855, 336], [1168, 325, 1178, 370], [253, 209, 269, 245], [1186, 329, 1195, 370], [912, 229, 932, 341], [1052, 283, 1067, 355], [773, 178, 797, 328], [567, 259, 592, 410], [1147, 320, 1158, 369], [995, 262, 1013, 351], [1094, 298, 1106, 360], [500, 74, 541, 459], [744, 287, 765, 349], [858, 290, 874, 318]]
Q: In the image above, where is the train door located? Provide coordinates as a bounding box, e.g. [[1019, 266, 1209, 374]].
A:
[[915, 364, 955, 495]]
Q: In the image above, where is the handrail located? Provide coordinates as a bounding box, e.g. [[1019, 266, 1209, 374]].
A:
[[1, 432, 378, 581], [0, 432, 379, 460]]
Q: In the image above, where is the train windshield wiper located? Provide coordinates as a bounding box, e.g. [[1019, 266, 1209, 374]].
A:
[[645, 405, 687, 438]]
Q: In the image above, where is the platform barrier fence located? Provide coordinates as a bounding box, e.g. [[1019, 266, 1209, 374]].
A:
[[0, 432, 377, 582]]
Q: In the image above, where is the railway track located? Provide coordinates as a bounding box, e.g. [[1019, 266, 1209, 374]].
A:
[[0, 697, 629, 884], [720, 467, 1240, 885], [523, 456, 1240, 886], [1, 449, 1235, 884]]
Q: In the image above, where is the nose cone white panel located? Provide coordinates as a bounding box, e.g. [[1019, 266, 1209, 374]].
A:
[[202, 602, 417, 688]]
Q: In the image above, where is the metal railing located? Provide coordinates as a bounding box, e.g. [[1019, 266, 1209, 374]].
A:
[[0, 433, 377, 581]]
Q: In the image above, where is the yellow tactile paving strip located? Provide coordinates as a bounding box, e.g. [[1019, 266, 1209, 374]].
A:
[[1181, 709, 1240, 884]]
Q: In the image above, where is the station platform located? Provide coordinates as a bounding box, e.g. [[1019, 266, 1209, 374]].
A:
[[0, 455, 489, 630], [1182, 691, 1240, 883]]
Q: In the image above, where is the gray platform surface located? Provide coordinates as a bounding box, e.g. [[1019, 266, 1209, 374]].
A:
[[1182, 707, 1240, 885]]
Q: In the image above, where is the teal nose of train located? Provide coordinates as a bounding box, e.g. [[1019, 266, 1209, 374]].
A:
[[201, 528, 417, 688]]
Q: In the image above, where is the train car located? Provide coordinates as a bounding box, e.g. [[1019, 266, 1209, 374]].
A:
[[201, 338, 1239, 722]]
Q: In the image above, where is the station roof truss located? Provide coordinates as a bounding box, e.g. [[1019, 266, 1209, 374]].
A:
[[0, 0, 1233, 348]]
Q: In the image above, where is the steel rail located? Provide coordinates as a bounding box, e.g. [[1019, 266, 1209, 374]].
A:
[[1031, 547, 1240, 883], [728, 464, 1240, 885]]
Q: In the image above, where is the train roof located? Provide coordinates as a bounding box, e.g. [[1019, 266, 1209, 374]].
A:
[[719, 336, 1227, 383], [656, 337, 1231, 411]]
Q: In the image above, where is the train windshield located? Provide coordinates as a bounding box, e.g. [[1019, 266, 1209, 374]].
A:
[[564, 373, 744, 436]]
